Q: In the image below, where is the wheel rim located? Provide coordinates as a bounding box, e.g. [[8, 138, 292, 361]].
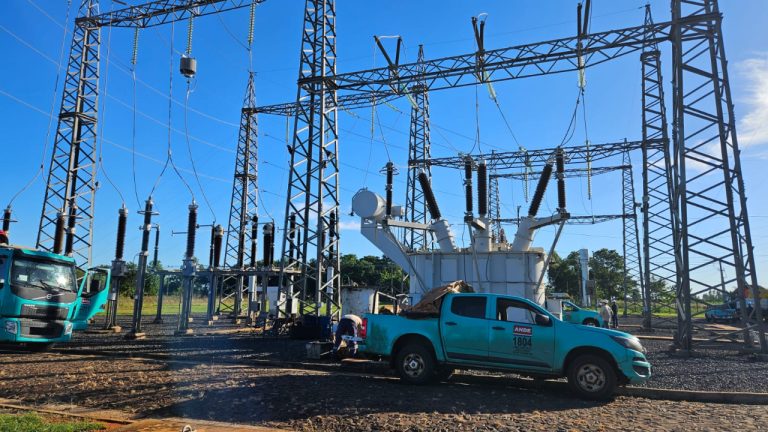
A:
[[576, 363, 606, 393], [403, 353, 425, 378]]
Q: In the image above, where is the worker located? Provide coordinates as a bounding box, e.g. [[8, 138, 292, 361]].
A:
[[610, 299, 619, 329], [333, 314, 363, 358], [599, 301, 612, 329]]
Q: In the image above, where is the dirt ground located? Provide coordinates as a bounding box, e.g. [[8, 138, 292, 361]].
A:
[[0, 350, 766, 432]]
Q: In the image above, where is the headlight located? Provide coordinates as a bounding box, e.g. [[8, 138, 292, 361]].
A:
[[65, 323, 73, 334], [611, 335, 645, 353], [4, 321, 18, 335]]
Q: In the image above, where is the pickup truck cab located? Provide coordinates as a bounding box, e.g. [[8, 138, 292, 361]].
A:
[[561, 300, 603, 327], [360, 293, 650, 400]]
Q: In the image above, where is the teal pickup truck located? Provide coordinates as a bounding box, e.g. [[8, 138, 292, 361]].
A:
[[561, 300, 604, 327], [359, 293, 650, 400]]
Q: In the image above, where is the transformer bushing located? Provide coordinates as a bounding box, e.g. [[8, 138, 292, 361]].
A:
[[207, 224, 224, 324]]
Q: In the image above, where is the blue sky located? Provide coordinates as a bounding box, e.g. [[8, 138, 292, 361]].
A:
[[2, 0, 767, 289]]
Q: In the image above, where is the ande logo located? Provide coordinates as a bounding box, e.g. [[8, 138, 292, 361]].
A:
[[513, 325, 532, 336]]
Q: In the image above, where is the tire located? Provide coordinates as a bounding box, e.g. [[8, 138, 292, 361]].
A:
[[395, 343, 436, 385], [582, 318, 599, 327], [434, 367, 455, 382], [705, 316, 712, 323], [26, 343, 55, 353], [567, 354, 617, 401]]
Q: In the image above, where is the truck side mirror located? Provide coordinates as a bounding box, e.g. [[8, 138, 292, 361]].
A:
[[535, 313, 552, 326]]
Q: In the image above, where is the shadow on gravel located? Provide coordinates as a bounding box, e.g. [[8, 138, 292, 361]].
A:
[[132, 373, 606, 424]]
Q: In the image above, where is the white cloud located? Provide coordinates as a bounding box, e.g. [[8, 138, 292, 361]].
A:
[[338, 219, 360, 231], [737, 54, 768, 147]]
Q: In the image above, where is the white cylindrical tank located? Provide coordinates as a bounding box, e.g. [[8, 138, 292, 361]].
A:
[[352, 190, 387, 221], [341, 287, 377, 316]]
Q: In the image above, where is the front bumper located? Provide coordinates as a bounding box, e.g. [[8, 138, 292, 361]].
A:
[[0, 317, 73, 343], [618, 351, 652, 384]]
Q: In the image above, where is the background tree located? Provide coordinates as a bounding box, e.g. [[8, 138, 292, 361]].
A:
[[589, 248, 626, 301], [547, 251, 582, 300]]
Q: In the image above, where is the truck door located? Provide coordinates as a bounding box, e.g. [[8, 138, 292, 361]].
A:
[[440, 295, 489, 362], [72, 267, 111, 330], [488, 297, 555, 371]]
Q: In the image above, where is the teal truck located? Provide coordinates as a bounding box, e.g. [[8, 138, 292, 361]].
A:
[[0, 242, 110, 349], [359, 292, 650, 400], [561, 300, 604, 327]]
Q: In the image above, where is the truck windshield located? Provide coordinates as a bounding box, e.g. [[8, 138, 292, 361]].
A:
[[10, 258, 77, 292]]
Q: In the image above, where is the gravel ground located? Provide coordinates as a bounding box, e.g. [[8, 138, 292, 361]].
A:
[[0, 351, 766, 431], [57, 314, 768, 393]]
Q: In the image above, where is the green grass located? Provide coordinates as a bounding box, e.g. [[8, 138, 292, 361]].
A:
[[0, 412, 103, 432], [96, 295, 340, 317]]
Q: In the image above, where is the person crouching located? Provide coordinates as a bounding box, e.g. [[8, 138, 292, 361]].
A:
[[333, 314, 363, 357]]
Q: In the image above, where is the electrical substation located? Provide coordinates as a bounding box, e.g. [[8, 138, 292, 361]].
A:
[[1, 0, 767, 429]]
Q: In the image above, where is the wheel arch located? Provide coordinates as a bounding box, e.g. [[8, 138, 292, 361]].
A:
[[562, 346, 626, 383], [390, 333, 438, 367]]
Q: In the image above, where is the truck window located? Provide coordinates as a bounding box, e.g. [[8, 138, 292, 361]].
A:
[[450, 296, 487, 319], [497, 298, 537, 324]]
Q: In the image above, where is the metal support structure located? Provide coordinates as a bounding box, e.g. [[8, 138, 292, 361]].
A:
[[640, 4, 676, 331], [207, 225, 224, 324], [278, 0, 341, 319], [488, 171, 503, 242], [403, 45, 431, 251], [223, 73, 260, 320], [497, 214, 633, 226], [671, 0, 765, 352], [153, 274, 166, 324], [37, 0, 100, 268], [621, 151, 644, 316], [37, 0, 264, 271]]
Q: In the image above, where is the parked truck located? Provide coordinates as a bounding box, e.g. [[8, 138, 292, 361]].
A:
[[359, 292, 650, 400], [0, 234, 109, 350]]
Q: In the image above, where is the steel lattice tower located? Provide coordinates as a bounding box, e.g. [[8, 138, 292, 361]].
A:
[[224, 73, 259, 270], [621, 152, 644, 316], [219, 73, 260, 317], [278, 0, 341, 316], [671, 0, 765, 351], [403, 45, 431, 251], [640, 5, 676, 330], [488, 172, 504, 242], [37, 0, 100, 266]]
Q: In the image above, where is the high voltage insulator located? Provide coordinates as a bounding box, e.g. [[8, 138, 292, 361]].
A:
[[556, 149, 566, 211], [464, 158, 473, 216], [185, 202, 198, 258], [247, 0, 256, 47], [250, 215, 258, 268], [477, 161, 488, 217], [115, 206, 128, 261], [2, 206, 11, 232], [528, 163, 553, 218], [263, 222, 274, 266], [213, 225, 224, 268], [131, 27, 139, 67], [329, 210, 337, 238], [418, 171, 441, 220], [53, 212, 65, 255], [385, 161, 394, 217], [65, 202, 78, 256], [180, 16, 197, 79]]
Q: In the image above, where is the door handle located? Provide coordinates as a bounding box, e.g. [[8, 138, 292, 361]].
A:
[[445, 321, 457, 326], [492, 326, 504, 331]]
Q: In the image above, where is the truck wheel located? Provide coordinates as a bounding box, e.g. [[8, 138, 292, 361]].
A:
[[395, 343, 435, 385], [434, 367, 455, 382], [582, 318, 599, 327], [567, 354, 617, 401]]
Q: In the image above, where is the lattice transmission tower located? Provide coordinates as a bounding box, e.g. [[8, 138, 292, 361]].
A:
[[278, 0, 341, 317], [403, 45, 432, 251]]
